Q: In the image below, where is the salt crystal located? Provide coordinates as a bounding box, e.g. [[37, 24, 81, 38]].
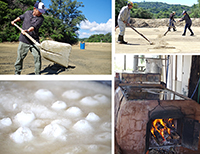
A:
[[34, 89, 54, 101], [14, 111, 35, 126], [51, 101, 67, 110], [41, 123, 67, 138], [0, 118, 12, 127], [10, 127, 33, 143], [85, 112, 100, 122], [13, 103, 17, 109], [80, 97, 99, 106], [80, 94, 109, 107], [72, 120, 93, 133], [62, 90, 82, 100], [65, 107, 82, 118], [93, 94, 109, 104]]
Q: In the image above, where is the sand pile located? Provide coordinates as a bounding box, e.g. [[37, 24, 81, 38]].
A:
[[130, 18, 200, 28]]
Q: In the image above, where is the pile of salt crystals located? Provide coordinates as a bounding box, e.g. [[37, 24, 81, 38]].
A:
[[0, 81, 111, 154]]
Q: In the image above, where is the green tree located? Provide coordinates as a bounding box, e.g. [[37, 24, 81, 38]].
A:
[[0, 0, 85, 44], [0, 0, 34, 42], [191, 1, 200, 18], [85, 33, 111, 43], [0, 1, 8, 25], [131, 5, 153, 19], [47, 0, 86, 44], [115, 0, 128, 26]]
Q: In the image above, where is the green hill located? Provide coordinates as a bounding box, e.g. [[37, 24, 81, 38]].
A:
[[134, 2, 192, 18]]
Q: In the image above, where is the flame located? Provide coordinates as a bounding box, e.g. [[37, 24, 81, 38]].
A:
[[151, 118, 175, 141]]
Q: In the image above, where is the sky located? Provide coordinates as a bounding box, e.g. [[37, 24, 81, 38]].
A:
[[132, 0, 198, 6], [42, 0, 112, 38], [41, 0, 196, 38]]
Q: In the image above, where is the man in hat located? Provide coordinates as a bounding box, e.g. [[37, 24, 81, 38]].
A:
[[168, 11, 176, 31], [178, 10, 194, 36], [11, 2, 45, 75], [117, 1, 133, 44]]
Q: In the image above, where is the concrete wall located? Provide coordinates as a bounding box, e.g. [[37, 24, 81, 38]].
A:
[[167, 55, 192, 96]]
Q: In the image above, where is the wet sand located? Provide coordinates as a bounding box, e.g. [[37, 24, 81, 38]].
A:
[[115, 27, 200, 54], [0, 42, 111, 75]]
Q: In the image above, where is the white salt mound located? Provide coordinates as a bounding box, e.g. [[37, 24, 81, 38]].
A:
[[62, 90, 82, 100], [80, 97, 99, 106], [51, 101, 67, 110], [10, 127, 33, 143], [14, 111, 35, 126], [85, 112, 100, 122], [34, 89, 54, 101], [72, 120, 93, 133], [93, 94, 109, 104], [65, 107, 82, 118], [0, 118, 12, 127], [42, 123, 67, 138], [80, 94, 109, 107]]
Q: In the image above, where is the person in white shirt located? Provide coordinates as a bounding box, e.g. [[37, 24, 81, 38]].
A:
[[117, 1, 133, 44]]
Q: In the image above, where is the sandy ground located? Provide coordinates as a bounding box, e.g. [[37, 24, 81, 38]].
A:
[[0, 42, 111, 75], [115, 27, 200, 54]]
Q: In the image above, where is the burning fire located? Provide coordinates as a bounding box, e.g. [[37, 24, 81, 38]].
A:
[[151, 118, 175, 141]]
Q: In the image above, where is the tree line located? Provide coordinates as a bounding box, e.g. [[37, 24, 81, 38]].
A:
[[79, 33, 111, 43], [0, 0, 86, 44]]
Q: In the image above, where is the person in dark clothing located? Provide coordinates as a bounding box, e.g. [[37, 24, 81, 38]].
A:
[[178, 10, 194, 36], [168, 11, 176, 31], [11, 2, 45, 75]]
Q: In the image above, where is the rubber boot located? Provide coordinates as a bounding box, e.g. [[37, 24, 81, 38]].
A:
[[118, 35, 123, 44], [188, 27, 194, 36], [122, 35, 127, 44]]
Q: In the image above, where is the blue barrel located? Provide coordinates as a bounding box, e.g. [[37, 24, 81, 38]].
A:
[[80, 42, 85, 49]]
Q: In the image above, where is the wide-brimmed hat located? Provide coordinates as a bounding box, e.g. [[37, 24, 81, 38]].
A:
[[34, 2, 46, 14]]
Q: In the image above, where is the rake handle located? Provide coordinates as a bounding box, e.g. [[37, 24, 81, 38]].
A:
[[129, 25, 152, 44], [14, 23, 40, 47]]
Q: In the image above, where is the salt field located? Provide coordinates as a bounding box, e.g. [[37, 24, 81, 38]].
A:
[[0, 81, 111, 154]]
